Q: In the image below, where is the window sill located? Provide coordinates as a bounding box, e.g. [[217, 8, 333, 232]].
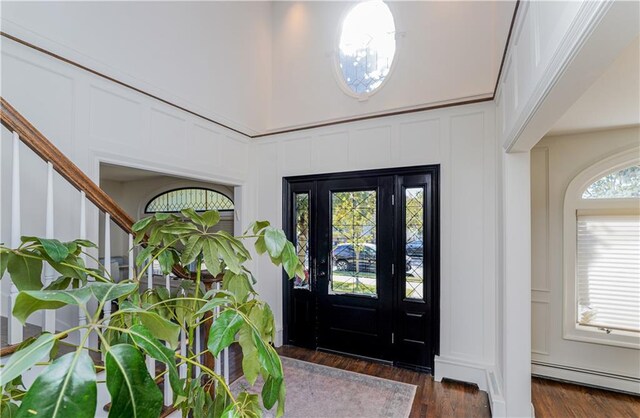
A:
[[563, 324, 640, 350]]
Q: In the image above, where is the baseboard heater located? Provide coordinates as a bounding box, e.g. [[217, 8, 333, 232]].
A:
[[532, 360, 640, 395]]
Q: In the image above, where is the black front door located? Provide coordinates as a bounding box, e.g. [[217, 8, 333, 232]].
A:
[[283, 166, 439, 372]]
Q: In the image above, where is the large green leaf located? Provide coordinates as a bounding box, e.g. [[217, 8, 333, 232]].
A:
[[128, 324, 184, 396], [72, 239, 97, 249], [157, 249, 177, 275], [244, 220, 270, 236], [249, 303, 275, 343], [181, 208, 205, 226], [207, 309, 244, 356], [237, 325, 260, 386], [216, 231, 251, 261], [46, 254, 87, 282], [201, 210, 221, 228], [223, 272, 253, 303], [196, 296, 232, 316], [181, 235, 203, 265], [253, 330, 283, 380], [263, 228, 287, 259], [105, 344, 163, 418], [13, 288, 92, 324], [281, 241, 299, 279], [132, 216, 154, 233], [261, 375, 283, 410], [36, 238, 69, 263], [0, 333, 55, 386], [254, 235, 267, 256], [119, 308, 181, 349], [210, 237, 241, 274], [202, 239, 222, 277], [7, 252, 42, 291], [15, 350, 97, 418], [0, 250, 9, 278], [90, 282, 137, 304]]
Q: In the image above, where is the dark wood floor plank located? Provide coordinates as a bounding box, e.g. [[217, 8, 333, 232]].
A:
[[532, 377, 640, 418]]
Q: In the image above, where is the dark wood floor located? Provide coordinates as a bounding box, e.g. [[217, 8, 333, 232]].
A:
[[229, 344, 640, 417], [532, 376, 640, 418]]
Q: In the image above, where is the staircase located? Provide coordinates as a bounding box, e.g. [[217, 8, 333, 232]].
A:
[[0, 97, 230, 417]]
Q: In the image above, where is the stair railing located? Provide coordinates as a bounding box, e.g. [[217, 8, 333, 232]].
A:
[[0, 97, 230, 411]]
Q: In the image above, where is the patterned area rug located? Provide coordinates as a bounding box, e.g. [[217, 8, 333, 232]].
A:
[[230, 356, 416, 418]]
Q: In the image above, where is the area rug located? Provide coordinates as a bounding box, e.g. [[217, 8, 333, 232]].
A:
[[230, 356, 416, 418]]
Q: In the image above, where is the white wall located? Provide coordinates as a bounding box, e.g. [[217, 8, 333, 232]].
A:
[[1, 1, 272, 134], [531, 127, 640, 393], [270, 1, 513, 131], [0, 35, 251, 332], [248, 101, 501, 400]]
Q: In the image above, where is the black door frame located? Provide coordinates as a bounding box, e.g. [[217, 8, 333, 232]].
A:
[[282, 165, 440, 372]]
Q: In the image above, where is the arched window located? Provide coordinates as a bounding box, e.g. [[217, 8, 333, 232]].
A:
[[145, 188, 234, 213], [582, 165, 640, 199], [337, 1, 396, 97], [563, 152, 640, 349]]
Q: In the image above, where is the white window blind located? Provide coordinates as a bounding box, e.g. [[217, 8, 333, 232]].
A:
[[577, 214, 640, 333]]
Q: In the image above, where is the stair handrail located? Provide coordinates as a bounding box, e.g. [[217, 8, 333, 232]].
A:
[[0, 97, 134, 232]]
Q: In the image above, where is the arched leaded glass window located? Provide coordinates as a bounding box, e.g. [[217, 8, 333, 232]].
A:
[[582, 165, 640, 199], [145, 188, 234, 213]]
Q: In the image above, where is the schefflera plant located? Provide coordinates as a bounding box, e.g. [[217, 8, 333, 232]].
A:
[[0, 208, 304, 418]]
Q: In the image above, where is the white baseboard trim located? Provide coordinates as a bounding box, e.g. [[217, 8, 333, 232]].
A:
[[435, 356, 505, 417], [532, 361, 640, 395], [485, 368, 506, 417], [434, 355, 489, 390]]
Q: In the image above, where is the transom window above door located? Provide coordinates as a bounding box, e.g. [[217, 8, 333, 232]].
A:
[[145, 188, 234, 213]]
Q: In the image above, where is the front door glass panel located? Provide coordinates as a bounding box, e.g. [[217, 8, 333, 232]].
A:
[[405, 187, 424, 299], [330, 190, 377, 296], [294, 192, 311, 290]]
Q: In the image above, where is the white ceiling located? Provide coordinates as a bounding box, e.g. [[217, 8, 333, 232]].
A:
[[549, 36, 640, 136], [2, 1, 517, 135]]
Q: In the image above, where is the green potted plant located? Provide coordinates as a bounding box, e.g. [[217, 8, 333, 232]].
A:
[[0, 209, 303, 418]]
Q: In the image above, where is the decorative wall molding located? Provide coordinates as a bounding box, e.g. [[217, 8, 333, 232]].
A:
[[498, 0, 616, 151]]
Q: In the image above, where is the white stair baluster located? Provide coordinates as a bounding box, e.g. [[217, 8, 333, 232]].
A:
[[164, 274, 173, 405], [103, 213, 111, 320], [195, 321, 201, 378], [214, 282, 221, 378], [179, 290, 187, 380], [128, 233, 134, 279], [223, 345, 229, 384], [43, 162, 56, 333], [9, 131, 22, 344], [146, 262, 155, 376], [148, 258, 153, 292], [78, 192, 87, 344]]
